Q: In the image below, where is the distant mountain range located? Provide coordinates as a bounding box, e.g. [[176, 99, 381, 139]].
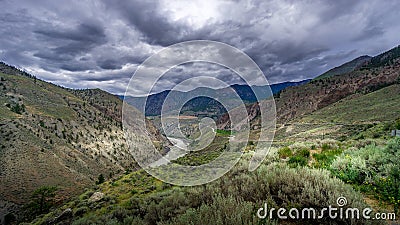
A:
[[123, 79, 310, 116]]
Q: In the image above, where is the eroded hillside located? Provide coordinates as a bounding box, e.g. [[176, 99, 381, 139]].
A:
[[0, 63, 168, 219]]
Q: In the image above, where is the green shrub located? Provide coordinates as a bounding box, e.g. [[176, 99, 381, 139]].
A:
[[10, 103, 25, 114], [312, 148, 342, 169], [375, 166, 400, 213], [330, 138, 400, 208], [331, 154, 367, 184], [96, 174, 105, 185], [395, 119, 400, 130], [36, 154, 375, 225], [296, 148, 310, 158], [288, 155, 308, 167], [257, 165, 373, 224], [321, 143, 331, 151], [278, 147, 292, 159], [162, 195, 273, 225], [74, 207, 88, 217]]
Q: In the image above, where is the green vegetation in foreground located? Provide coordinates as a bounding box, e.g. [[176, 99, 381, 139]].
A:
[[30, 153, 378, 225], [330, 138, 400, 213], [27, 136, 400, 225], [275, 138, 400, 215], [215, 129, 233, 136], [173, 135, 228, 166], [312, 148, 343, 169]]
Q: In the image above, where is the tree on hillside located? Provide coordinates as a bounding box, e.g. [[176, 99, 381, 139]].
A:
[[25, 186, 58, 217], [395, 118, 400, 130], [96, 174, 105, 185]]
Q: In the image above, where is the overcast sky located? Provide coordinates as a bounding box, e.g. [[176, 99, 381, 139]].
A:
[[1, 0, 399, 95]]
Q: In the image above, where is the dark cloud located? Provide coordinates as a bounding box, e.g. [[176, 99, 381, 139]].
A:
[[0, 0, 399, 95], [60, 62, 93, 72], [105, 0, 188, 46], [35, 23, 106, 43], [98, 59, 123, 70], [34, 22, 107, 58]]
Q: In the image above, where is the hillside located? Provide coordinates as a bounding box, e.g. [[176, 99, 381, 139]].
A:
[[0, 63, 167, 220], [300, 84, 400, 123], [275, 45, 400, 123], [314, 55, 371, 80], [217, 45, 400, 129], [215, 45, 400, 144]]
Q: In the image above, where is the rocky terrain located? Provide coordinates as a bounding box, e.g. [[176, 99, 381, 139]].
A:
[[0, 63, 168, 221]]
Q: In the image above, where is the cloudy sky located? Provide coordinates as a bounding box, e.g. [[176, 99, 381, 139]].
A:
[[1, 0, 399, 95]]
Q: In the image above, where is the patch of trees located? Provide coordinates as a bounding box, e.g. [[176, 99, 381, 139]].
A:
[[6, 102, 25, 114], [24, 186, 58, 220]]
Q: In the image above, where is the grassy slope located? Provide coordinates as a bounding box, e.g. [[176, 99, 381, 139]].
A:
[[300, 84, 400, 123], [0, 72, 79, 119], [314, 55, 371, 80], [0, 70, 138, 213]]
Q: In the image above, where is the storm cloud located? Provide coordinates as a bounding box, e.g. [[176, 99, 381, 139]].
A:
[[0, 0, 399, 95]]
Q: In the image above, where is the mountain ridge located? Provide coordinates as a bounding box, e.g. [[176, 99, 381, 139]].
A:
[[217, 45, 400, 129], [124, 79, 310, 116], [314, 55, 372, 80]]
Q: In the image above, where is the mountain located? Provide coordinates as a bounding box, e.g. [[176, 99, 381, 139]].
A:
[[275, 45, 400, 123], [300, 84, 400, 123], [124, 80, 310, 116], [314, 55, 372, 80], [0, 62, 168, 220], [268, 79, 311, 94], [218, 45, 400, 129]]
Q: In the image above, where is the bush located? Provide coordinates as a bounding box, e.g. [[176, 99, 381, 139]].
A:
[[330, 138, 400, 209], [288, 155, 308, 167], [74, 206, 88, 217], [321, 143, 331, 151], [162, 195, 273, 225], [312, 148, 342, 169], [374, 166, 400, 214], [10, 103, 25, 114], [319, 139, 338, 150], [296, 148, 310, 158], [278, 147, 292, 159], [36, 154, 375, 225], [257, 165, 374, 224], [96, 174, 105, 185], [395, 119, 400, 130]]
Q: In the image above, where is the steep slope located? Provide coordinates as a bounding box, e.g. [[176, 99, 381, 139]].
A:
[[299, 84, 400, 123], [275, 45, 400, 123], [0, 63, 167, 219], [314, 55, 371, 80]]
